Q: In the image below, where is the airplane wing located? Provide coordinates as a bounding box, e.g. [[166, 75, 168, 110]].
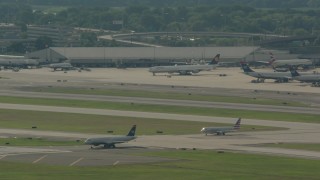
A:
[[255, 60, 270, 65], [106, 140, 127, 144]]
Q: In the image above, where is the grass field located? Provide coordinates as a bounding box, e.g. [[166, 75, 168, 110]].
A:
[[260, 143, 320, 152], [0, 109, 281, 135], [22, 86, 307, 107], [0, 150, 319, 179], [0, 96, 319, 123]]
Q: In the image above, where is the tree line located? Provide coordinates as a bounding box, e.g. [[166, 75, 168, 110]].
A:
[[3, 0, 320, 8], [1, 3, 320, 53], [1, 4, 319, 36], [12, 5, 320, 35]]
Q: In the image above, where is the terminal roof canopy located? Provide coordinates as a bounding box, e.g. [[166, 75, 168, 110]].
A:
[[49, 47, 257, 60]]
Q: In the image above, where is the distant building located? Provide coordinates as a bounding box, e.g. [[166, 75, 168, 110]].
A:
[[0, 23, 21, 39], [25, 47, 258, 67], [27, 25, 77, 47], [0, 24, 78, 53], [0, 23, 24, 48]]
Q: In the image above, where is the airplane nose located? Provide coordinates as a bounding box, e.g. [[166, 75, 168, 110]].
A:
[[84, 139, 90, 144]]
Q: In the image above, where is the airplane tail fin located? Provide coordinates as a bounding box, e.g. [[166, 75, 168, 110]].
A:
[[127, 125, 137, 136], [268, 52, 276, 65], [240, 62, 254, 73], [289, 66, 300, 77], [209, 54, 220, 64], [233, 118, 241, 130]]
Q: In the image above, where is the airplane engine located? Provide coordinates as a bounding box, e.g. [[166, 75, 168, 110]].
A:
[[179, 71, 187, 75]]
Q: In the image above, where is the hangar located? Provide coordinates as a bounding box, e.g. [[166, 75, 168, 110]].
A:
[[25, 47, 257, 67]]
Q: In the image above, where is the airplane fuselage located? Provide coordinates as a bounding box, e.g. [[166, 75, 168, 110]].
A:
[[292, 74, 320, 83], [201, 127, 234, 135], [49, 62, 74, 71], [244, 71, 292, 82], [201, 118, 241, 136], [149, 64, 216, 75], [0, 59, 39, 67], [272, 59, 312, 68], [84, 136, 136, 147], [85, 125, 137, 148]]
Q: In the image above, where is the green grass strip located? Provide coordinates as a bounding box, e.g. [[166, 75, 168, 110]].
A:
[[0, 150, 319, 179], [260, 143, 320, 152], [0, 109, 281, 135], [23, 86, 307, 107]]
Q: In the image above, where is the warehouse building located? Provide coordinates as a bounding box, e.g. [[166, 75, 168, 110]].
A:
[[25, 46, 257, 67]]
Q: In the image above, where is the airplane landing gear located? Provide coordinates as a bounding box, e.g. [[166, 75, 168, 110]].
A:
[[251, 78, 265, 83], [104, 144, 116, 148]]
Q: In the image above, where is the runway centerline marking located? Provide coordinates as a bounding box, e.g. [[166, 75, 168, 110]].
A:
[[32, 155, 48, 164], [69, 157, 83, 166]]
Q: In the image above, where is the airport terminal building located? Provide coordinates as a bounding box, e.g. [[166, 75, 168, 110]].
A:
[[25, 47, 257, 67]]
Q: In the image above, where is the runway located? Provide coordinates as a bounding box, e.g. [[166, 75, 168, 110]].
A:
[[0, 67, 320, 165]]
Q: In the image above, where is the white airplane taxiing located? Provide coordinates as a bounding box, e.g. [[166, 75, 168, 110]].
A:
[[201, 118, 241, 136]]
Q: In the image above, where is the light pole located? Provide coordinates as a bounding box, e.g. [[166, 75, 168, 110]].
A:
[[220, 14, 227, 31]]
